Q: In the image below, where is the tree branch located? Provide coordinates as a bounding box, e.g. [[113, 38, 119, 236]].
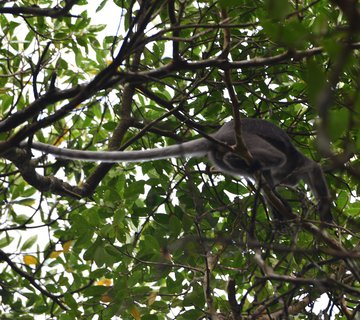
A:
[[0, 249, 69, 310]]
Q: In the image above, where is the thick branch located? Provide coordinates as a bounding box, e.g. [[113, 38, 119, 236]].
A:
[[3, 147, 82, 198], [0, 0, 79, 17], [3, 43, 360, 151]]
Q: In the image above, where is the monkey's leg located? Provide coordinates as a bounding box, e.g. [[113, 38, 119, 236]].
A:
[[266, 191, 294, 221], [229, 137, 295, 221], [301, 160, 332, 222], [257, 170, 295, 222], [244, 135, 288, 170]]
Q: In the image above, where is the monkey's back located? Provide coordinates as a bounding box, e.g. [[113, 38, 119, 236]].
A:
[[213, 118, 301, 159]]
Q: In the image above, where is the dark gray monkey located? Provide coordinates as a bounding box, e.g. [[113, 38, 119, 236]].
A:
[[20, 118, 332, 221]]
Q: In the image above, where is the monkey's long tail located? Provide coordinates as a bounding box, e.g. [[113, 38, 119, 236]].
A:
[[19, 139, 211, 163]]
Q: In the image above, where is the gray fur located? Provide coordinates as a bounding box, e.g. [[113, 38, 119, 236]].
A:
[[20, 118, 332, 221]]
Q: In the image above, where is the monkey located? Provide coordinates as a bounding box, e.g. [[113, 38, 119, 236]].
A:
[[19, 118, 332, 222]]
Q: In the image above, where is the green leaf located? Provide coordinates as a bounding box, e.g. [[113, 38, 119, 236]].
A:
[[104, 244, 123, 260], [179, 309, 203, 319], [64, 293, 77, 310], [264, 0, 292, 20], [336, 191, 349, 209], [0, 2, 358, 319], [356, 130, 360, 150], [168, 215, 181, 236], [60, 314, 75, 320], [0, 235, 14, 249], [218, 0, 240, 8], [21, 235, 38, 251], [328, 108, 350, 141]]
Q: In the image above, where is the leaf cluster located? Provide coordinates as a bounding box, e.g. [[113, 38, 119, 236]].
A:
[[0, 0, 360, 319]]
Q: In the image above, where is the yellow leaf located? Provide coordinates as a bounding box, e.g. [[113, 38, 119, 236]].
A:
[[62, 240, 72, 253], [147, 291, 157, 306], [23, 255, 38, 265], [100, 294, 112, 303], [103, 278, 112, 286], [50, 251, 62, 258], [130, 305, 141, 320], [96, 278, 112, 286]]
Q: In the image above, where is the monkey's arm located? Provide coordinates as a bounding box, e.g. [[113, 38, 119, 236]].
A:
[[210, 133, 287, 180], [19, 138, 211, 163]]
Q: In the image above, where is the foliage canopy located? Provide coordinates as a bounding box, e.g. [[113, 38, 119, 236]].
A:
[[0, 0, 360, 319]]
